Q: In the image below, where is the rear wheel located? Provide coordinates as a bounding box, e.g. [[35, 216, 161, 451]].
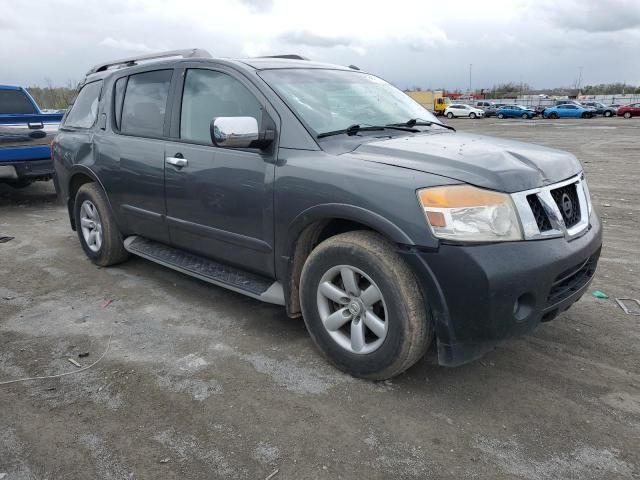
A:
[[624, 112, 632, 119], [300, 231, 432, 380], [74, 183, 129, 267], [446, 112, 454, 119]]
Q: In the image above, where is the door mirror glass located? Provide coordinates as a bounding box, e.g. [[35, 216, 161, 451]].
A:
[[210, 116, 260, 148]]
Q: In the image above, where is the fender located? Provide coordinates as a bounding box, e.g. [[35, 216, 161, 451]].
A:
[[65, 164, 120, 231], [284, 202, 416, 260]]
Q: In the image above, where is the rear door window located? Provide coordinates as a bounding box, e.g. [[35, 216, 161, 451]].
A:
[[64, 81, 103, 128], [120, 70, 173, 137]]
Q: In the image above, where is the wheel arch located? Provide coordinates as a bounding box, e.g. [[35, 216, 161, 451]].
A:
[[66, 166, 114, 231], [282, 204, 415, 317]]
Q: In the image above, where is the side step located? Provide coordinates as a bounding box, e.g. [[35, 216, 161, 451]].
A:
[[123, 236, 284, 305]]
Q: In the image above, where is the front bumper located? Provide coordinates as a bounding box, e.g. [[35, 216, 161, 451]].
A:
[[401, 213, 602, 366], [0, 159, 54, 181]]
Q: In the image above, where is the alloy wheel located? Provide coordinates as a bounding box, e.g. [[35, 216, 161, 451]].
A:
[[80, 200, 103, 253], [316, 265, 388, 354]]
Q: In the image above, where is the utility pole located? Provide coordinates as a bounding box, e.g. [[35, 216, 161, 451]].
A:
[[469, 63, 472, 96]]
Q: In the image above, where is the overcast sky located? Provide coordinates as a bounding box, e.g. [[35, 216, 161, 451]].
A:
[[1, 0, 639, 90]]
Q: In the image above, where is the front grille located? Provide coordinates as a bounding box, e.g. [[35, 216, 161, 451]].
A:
[[546, 250, 599, 306], [550, 184, 581, 228], [527, 194, 552, 231]]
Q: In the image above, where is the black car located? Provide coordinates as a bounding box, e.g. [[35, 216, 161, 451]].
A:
[[53, 49, 602, 379]]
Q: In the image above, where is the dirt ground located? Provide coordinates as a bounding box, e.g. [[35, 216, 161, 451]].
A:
[[1, 116, 639, 480]]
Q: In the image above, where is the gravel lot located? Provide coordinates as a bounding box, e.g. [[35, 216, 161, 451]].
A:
[[1, 116, 639, 479]]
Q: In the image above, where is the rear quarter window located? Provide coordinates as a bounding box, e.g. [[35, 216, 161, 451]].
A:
[[64, 81, 103, 128]]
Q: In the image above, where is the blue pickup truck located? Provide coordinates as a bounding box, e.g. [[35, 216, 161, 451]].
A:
[[0, 85, 64, 188]]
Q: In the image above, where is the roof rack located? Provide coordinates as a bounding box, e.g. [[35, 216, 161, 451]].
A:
[[87, 48, 212, 75], [257, 54, 309, 61]]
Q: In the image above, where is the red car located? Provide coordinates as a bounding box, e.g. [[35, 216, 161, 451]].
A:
[[617, 103, 640, 118]]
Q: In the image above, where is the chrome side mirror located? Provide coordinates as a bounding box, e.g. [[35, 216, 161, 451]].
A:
[[210, 116, 264, 148]]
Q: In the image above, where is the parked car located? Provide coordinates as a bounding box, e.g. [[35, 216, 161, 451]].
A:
[[475, 101, 498, 117], [544, 104, 595, 119], [617, 103, 640, 118], [0, 85, 63, 188], [444, 104, 485, 118], [496, 105, 536, 119], [53, 49, 601, 379], [530, 105, 546, 116], [581, 101, 617, 117]]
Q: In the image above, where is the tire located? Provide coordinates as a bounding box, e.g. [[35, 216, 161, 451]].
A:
[[299, 231, 432, 380], [446, 112, 454, 119], [624, 112, 632, 119], [604, 110, 612, 117], [74, 183, 129, 267], [549, 112, 559, 119], [469, 112, 476, 119], [522, 113, 528, 119], [497, 113, 504, 119]]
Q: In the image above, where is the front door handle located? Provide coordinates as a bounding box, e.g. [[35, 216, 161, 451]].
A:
[[166, 156, 188, 168]]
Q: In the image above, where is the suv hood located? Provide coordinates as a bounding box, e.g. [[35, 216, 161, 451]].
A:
[[349, 131, 582, 193]]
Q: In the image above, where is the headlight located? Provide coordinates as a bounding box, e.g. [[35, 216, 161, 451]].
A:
[[417, 185, 523, 242]]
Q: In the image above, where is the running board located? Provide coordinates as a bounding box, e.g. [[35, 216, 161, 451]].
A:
[[123, 236, 284, 305]]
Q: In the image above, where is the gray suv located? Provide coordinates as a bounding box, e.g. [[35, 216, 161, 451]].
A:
[[53, 49, 602, 379]]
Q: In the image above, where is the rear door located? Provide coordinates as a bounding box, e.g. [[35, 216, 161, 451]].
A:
[[163, 65, 278, 276], [113, 69, 174, 243]]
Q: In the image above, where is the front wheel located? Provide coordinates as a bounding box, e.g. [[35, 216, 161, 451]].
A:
[[604, 110, 612, 117], [549, 112, 559, 119], [624, 112, 632, 118], [469, 112, 476, 119], [497, 113, 504, 119], [300, 231, 432, 380], [446, 112, 454, 119], [74, 183, 129, 267], [522, 113, 529, 119]]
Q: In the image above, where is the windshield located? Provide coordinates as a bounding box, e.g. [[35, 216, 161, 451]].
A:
[[259, 69, 439, 135]]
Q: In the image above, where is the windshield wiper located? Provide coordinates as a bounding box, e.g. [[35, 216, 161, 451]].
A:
[[317, 123, 419, 139], [388, 118, 456, 132]]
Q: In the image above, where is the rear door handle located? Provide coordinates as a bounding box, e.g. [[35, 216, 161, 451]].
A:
[[166, 156, 188, 168]]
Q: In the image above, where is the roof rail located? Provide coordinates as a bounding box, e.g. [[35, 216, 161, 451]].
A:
[[87, 48, 212, 75], [257, 54, 309, 61]]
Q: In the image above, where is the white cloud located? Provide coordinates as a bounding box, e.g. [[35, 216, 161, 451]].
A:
[[99, 37, 155, 53]]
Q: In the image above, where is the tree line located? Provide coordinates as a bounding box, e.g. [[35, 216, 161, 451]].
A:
[[26, 83, 78, 110]]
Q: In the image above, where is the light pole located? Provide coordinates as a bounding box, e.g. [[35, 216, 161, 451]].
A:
[[469, 63, 472, 95]]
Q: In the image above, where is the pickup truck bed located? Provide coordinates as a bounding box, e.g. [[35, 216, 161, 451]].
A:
[[0, 85, 63, 186]]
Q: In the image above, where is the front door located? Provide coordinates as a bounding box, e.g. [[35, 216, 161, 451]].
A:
[[164, 67, 277, 276]]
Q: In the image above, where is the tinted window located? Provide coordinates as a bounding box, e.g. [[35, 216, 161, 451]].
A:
[[64, 81, 102, 128], [121, 70, 172, 137], [113, 76, 127, 130], [180, 69, 263, 144], [0, 89, 37, 114]]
